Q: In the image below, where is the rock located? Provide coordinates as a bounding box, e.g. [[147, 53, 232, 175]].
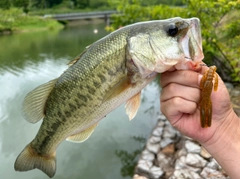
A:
[[231, 88, 240, 97], [157, 120, 165, 127], [157, 152, 172, 169], [170, 169, 203, 179], [163, 127, 176, 138], [183, 136, 194, 140], [133, 112, 232, 179], [146, 141, 160, 154], [184, 140, 201, 153], [225, 82, 234, 90], [149, 135, 161, 144], [161, 143, 175, 155], [174, 156, 186, 170], [158, 114, 166, 121], [136, 159, 153, 174], [160, 137, 174, 148], [185, 153, 207, 168], [207, 158, 220, 170], [152, 127, 163, 137], [149, 166, 164, 179], [200, 167, 228, 179], [141, 150, 155, 161], [200, 147, 212, 159], [133, 174, 148, 179], [175, 156, 201, 173], [175, 148, 187, 158]]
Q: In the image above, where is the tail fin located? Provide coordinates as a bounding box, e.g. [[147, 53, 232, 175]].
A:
[[14, 144, 56, 178]]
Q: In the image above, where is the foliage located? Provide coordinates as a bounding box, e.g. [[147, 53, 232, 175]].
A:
[[184, 0, 240, 83], [109, 0, 240, 83], [115, 136, 146, 177], [115, 149, 141, 177], [0, 0, 184, 14], [0, 8, 63, 33], [29, 0, 64, 8], [0, 0, 11, 9]]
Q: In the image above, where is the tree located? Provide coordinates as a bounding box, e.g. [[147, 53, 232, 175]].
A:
[[0, 0, 11, 9], [48, 0, 63, 7], [72, 0, 90, 8], [29, 0, 63, 8], [12, 0, 29, 13]]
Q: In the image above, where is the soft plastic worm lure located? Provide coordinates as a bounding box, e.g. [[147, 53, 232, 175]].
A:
[[199, 66, 218, 128]]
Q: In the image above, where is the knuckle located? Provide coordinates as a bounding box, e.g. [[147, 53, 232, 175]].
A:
[[172, 97, 182, 106], [167, 83, 178, 94]]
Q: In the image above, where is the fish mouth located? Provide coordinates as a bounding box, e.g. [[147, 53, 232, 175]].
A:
[[181, 18, 204, 62]]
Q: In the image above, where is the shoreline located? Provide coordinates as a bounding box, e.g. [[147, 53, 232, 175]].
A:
[[0, 19, 106, 36], [0, 26, 63, 36]]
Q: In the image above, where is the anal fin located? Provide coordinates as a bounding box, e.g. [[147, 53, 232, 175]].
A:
[[125, 92, 141, 120], [66, 123, 98, 143]]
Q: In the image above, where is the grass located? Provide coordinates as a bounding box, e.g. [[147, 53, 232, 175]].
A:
[[0, 8, 63, 34]]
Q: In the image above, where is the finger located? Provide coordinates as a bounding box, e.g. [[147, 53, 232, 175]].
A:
[[166, 66, 176, 72], [199, 65, 210, 75], [160, 70, 202, 89], [160, 97, 198, 122], [160, 83, 201, 103]]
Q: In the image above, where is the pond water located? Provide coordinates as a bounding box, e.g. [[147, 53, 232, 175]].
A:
[[0, 22, 160, 179]]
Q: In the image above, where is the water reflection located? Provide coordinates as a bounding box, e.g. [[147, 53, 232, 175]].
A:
[[0, 23, 160, 179]]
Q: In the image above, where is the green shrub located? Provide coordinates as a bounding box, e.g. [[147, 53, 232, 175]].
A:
[[0, 8, 63, 32]]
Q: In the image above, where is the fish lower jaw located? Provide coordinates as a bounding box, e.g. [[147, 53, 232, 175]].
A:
[[146, 72, 157, 79]]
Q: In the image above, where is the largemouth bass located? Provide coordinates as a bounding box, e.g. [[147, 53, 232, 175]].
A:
[[14, 17, 204, 177]]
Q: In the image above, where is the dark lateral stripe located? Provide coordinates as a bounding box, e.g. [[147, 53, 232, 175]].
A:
[[37, 130, 55, 152]]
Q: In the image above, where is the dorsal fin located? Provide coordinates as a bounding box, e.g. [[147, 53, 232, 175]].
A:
[[66, 123, 98, 143], [68, 45, 91, 66], [22, 78, 58, 123]]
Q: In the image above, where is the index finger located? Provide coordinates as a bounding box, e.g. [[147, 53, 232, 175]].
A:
[[160, 69, 203, 89]]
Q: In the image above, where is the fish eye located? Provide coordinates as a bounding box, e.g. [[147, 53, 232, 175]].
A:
[[167, 23, 178, 37]]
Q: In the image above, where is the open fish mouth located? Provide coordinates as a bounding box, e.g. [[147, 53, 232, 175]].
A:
[[181, 18, 204, 62]]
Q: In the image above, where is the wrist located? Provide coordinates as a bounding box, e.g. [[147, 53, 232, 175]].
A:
[[201, 110, 240, 178], [201, 109, 240, 150]]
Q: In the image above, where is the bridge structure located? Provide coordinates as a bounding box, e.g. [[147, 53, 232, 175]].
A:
[[47, 10, 117, 25]]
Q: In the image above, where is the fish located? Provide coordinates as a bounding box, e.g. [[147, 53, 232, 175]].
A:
[[14, 17, 204, 177]]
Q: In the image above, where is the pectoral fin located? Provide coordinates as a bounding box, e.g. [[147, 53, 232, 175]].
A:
[[125, 92, 141, 120], [103, 76, 131, 102], [22, 78, 58, 123], [66, 123, 98, 143]]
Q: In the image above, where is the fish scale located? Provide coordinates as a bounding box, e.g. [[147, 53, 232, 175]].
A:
[[15, 17, 204, 178]]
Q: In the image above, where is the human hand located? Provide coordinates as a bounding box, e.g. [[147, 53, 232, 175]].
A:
[[160, 65, 235, 145], [160, 65, 240, 178]]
